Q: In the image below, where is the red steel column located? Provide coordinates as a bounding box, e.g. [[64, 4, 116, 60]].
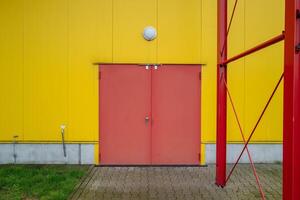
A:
[[283, 0, 300, 199], [216, 0, 227, 187]]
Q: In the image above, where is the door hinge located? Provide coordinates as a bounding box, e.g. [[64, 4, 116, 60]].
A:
[[296, 43, 300, 53], [296, 9, 300, 54], [198, 153, 201, 161], [199, 72, 201, 80], [99, 72, 101, 80]]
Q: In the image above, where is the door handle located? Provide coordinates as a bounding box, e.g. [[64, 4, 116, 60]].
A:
[[145, 116, 150, 123]]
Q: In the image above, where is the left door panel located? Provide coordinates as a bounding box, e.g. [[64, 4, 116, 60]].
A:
[[100, 65, 151, 164]]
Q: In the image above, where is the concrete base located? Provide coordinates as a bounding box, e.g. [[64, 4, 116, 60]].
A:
[[205, 143, 282, 164], [0, 144, 95, 164], [0, 143, 281, 164]]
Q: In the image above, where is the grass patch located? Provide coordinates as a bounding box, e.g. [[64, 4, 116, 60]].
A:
[[0, 165, 89, 200]]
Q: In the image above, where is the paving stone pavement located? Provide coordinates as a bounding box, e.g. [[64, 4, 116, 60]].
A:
[[70, 164, 282, 200]]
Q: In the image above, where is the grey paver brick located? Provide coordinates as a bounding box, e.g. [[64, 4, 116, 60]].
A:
[[72, 164, 282, 200]]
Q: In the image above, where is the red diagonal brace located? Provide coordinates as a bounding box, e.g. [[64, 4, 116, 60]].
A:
[[222, 77, 265, 200], [226, 73, 284, 184], [221, 0, 239, 56]]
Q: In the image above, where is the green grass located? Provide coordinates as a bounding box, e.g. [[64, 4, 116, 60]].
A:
[[0, 165, 89, 200]]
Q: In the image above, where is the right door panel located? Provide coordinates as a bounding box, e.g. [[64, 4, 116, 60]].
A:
[[151, 65, 201, 164]]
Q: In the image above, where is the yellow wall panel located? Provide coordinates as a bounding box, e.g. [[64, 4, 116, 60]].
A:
[[68, 0, 112, 141], [244, 0, 284, 142], [244, 44, 283, 142], [201, 0, 217, 143], [113, 0, 157, 63], [23, 0, 68, 141], [227, 60, 246, 142], [157, 0, 201, 63], [227, 0, 245, 142], [0, 0, 24, 141]]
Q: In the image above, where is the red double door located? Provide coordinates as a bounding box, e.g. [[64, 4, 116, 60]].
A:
[[99, 64, 201, 165]]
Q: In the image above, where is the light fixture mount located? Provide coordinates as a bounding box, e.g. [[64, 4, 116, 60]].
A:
[[143, 26, 157, 41]]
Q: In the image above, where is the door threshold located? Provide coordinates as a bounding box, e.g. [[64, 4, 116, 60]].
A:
[[95, 164, 208, 167]]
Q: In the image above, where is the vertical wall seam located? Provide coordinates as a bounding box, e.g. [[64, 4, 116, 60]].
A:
[[155, 0, 158, 63], [22, 0, 25, 141], [67, 0, 70, 141], [78, 144, 81, 164], [200, 0, 204, 163], [243, 0, 246, 135], [112, 0, 114, 62], [200, 0, 203, 62]]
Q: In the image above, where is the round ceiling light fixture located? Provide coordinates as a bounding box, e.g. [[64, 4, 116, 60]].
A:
[[143, 26, 157, 41]]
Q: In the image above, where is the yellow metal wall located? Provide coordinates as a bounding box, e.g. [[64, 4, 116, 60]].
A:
[[0, 0, 113, 142], [0, 0, 284, 153], [0, 0, 201, 144]]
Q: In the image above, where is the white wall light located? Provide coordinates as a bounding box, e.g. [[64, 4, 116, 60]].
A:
[[143, 26, 157, 41]]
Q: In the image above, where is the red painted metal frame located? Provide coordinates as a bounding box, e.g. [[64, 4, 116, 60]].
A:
[[220, 0, 239, 57], [217, 0, 300, 199], [216, 0, 227, 187], [222, 77, 265, 199], [220, 33, 285, 65], [283, 0, 300, 199], [225, 73, 284, 181]]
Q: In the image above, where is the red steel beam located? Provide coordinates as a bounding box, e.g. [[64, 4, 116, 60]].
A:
[[225, 73, 284, 184], [216, 0, 227, 187], [221, 0, 239, 56], [223, 79, 265, 200], [220, 33, 285, 65], [283, 0, 300, 199]]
